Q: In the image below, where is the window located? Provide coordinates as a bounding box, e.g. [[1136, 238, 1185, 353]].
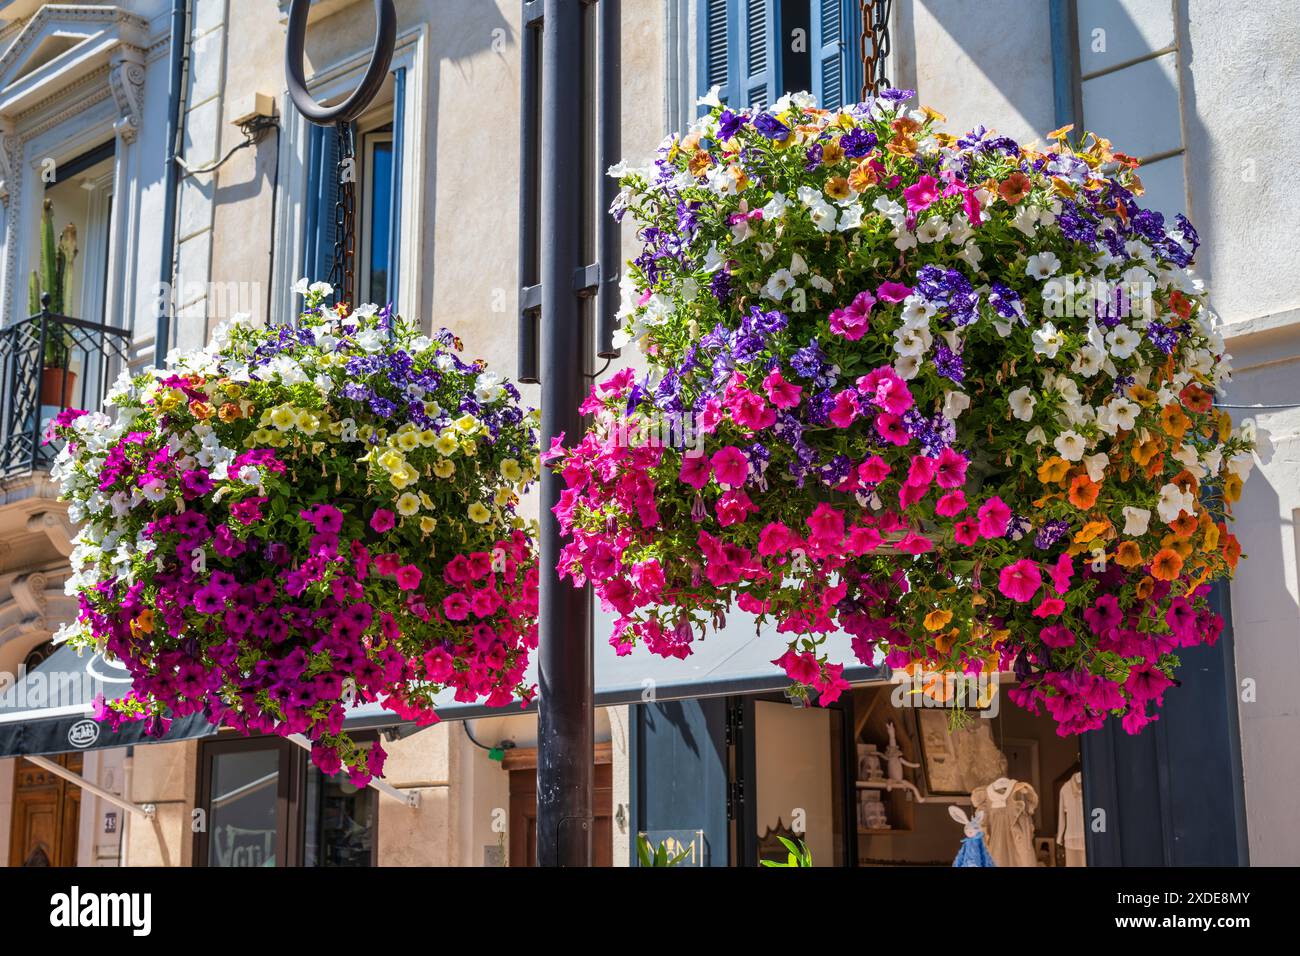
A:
[[32, 140, 115, 322], [196, 736, 377, 867], [699, 0, 862, 111], [1051, 0, 1187, 218], [301, 69, 406, 310]]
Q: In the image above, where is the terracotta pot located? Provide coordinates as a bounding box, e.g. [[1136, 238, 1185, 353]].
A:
[[40, 367, 77, 407]]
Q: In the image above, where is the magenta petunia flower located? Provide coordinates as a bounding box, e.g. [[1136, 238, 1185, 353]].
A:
[[903, 174, 940, 212], [977, 496, 1011, 539], [370, 508, 396, 533], [678, 452, 712, 488], [711, 446, 749, 488], [828, 290, 875, 340], [875, 281, 913, 303], [762, 370, 803, 409], [998, 559, 1042, 603]]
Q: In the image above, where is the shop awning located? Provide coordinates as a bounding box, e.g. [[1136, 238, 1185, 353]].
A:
[[425, 606, 888, 722], [0, 643, 215, 758], [0, 608, 886, 754]]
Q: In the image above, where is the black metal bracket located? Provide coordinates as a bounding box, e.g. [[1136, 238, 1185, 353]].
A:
[[285, 0, 397, 125]]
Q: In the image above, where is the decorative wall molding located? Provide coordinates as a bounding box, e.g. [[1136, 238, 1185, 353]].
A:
[[107, 52, 143, 143]]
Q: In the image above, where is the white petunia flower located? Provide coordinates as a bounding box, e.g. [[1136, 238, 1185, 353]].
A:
[[1053, 430, 1087, 461], [1008, 386, 1036, 422], [1032, 321, 1065, 358], [1156, 482, 1197, 522], [1122, 506, 1151, 536], [1026, 251, 1061, 280], [1106, 324, 1140, 360]]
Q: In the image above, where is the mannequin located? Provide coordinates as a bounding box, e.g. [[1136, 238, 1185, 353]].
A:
[[971, 777, 1039, 867], [1057, 770, 1086, 867]]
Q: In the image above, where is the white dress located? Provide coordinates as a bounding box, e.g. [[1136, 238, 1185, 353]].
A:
[[972, 778, 1039, 868], [1057, 772, 1086, 867]]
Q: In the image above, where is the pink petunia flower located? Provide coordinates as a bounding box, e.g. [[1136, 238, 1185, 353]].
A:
[[762, 370, 803, 409], [876, 281, 913, 303], [370, 508, 396, 533], [903, 174, 941, 212], [679, 452, 712, 488], [998, 559, 1043, 603], [934, 447, 968, 488], [935, 490, 967, 517], [977, 497, 1011, 539], [828, 290, 875, 340], [829, 390, 860, 428], [711, 446, 750, 488]]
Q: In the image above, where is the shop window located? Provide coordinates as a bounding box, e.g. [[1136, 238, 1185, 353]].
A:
[[699, 0, 861, 110], [196, 735, 377, 867]]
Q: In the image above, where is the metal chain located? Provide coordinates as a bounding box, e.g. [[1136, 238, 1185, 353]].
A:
[[328, 120, 357, 308], [858, 0, 893, 100]]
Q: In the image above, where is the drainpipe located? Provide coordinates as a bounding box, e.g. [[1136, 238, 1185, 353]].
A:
[[156, 0, 190, 368]]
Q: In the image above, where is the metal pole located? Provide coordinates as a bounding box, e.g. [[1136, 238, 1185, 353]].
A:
[[536, 0, 593, 867]]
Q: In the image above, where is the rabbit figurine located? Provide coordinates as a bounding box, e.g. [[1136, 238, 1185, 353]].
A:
[[949, 805, 996, 867]]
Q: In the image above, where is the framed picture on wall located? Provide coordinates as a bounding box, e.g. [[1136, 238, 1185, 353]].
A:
[[913, 710, 1013, 798]]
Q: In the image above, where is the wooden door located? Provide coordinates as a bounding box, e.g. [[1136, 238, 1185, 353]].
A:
[[9, 754, 82, 867], [504, 742, 613, 866]]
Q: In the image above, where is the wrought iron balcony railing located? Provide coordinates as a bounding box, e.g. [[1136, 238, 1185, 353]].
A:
[[0, 297, 131, 479]]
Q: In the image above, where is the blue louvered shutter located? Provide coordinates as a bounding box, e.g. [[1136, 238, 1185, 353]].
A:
[[699, 0, 736, 108], [302, 123, 342, 287], [811, 0, 846, 110], [386, 67, 405, 308], [738, 0, 777, 108]]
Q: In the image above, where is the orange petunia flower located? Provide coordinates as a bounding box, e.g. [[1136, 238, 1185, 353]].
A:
[[1136, 576, 1156, 599], [1224, 473, 1243, 503], [999, 171, 1031, 204], [1160, 403, 1190, 439], [820, 139, 845, 165], [1132, 437, 1163, 467], [848, 159, 877, 192], [924, 608, 954, 632], [1115, 541, 1144, 568], [1222, 534, 1242, 569], [1169, 512, 1198, 539], [1201, 521, 1221, 552], [1074, 520, 1111, 545], [1127, 384, 1157, 406], [688, 150, 713, 176], [1179, 383, 1213, 414], [1151, 548, 1185, 581], [1068, 473, 1101, 509], [824, 176, 851, 201], [1038, 456, 1071, 485]]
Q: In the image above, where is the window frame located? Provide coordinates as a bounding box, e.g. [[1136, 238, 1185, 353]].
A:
[[272, 25, 426, 324], [194, 732, 380, 868]]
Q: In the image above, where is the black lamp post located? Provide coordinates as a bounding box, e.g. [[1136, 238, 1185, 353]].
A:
[[534, 0, 593, 868]]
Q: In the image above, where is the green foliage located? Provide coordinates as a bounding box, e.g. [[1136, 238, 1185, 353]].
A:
[[760, 837, 813, 868], [636, 833, 691, 867]]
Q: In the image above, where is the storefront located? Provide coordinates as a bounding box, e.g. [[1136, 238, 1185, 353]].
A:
[[629, 587, 1250, 867]]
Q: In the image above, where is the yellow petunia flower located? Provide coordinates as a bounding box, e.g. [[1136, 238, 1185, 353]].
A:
[[467, 502, 491, 524], [396, 492, 421, 516], [434, 460, 455, 478]]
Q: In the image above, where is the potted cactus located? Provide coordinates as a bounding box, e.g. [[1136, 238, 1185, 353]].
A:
[[29, 198, 78, 406]]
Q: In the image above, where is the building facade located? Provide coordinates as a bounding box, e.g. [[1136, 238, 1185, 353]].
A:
[[0, 0, 1295, 866]]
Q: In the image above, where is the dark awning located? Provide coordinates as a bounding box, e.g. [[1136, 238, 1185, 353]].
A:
[[0, 643, 214, 758], [423, 605, 888, 722]]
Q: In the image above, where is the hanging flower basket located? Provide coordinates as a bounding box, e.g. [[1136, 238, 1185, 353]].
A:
[[551, 90, 1254, 735], [51, 282, 540, 782]]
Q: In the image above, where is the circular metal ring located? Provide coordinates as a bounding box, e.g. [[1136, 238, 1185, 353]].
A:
[[285, 0, 397, 125]]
